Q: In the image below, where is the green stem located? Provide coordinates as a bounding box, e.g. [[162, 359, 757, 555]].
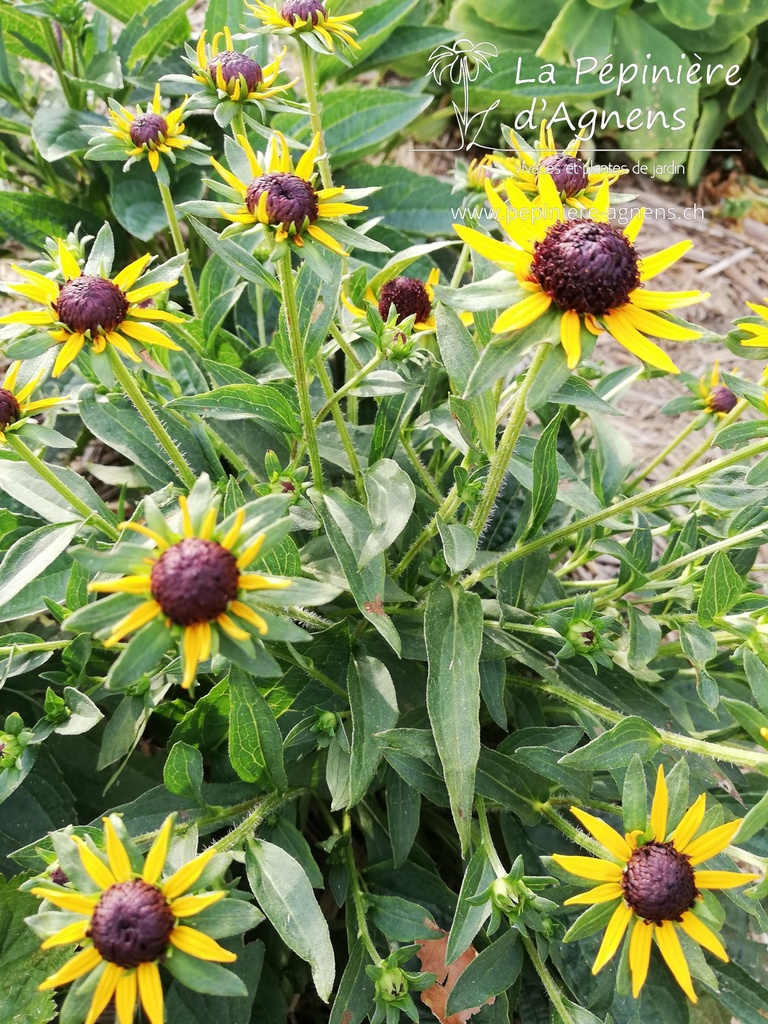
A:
[[313, 355, 363, 490], [392, 486, 462, 579], [463, 434, 768, 588], [469, 342, 550, 536], [210, 790, 303, 853], [42, 20, 74, 106], [157, 178, 203, 320], [0, 640, 70, 657], [313, 352, 384, 426], [5, 433, 118, 540], [520, 933, 576, 1024], [343, 813, 382, 964], [450, 242, 471, 288], [329, 321, 363, 368], [231, 107, 247, 140], [540, 803, 610, 859], [668, 393, 756, 479], [299, 42, 333, 190], [108, 349, 196, 488], [255, 286, 267, 348], [277, 252, 324, 490], [401, 432, 443, 506], [627, 414, 702, 488]]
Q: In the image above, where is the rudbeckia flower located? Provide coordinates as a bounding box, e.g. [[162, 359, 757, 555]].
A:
[[699, 361, 738, 416], [344, 269, 472, 332], [454, 179, 709, 373], [0, 361, 64, 442], [247, 0, 362, 55], [85, 479, 290, 689], [210, 130, 366, 256], [89, 85, 205, 173], [29, 815, 239, 1024], [495, 120, 627, 210], [553, 765, 758, 1003], [735, 296, 768, 347], [0, 240, 183, 377], [189, 28, 295, 102]]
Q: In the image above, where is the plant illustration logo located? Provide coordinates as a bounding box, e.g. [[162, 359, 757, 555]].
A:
[[427, 39, 499, 150]]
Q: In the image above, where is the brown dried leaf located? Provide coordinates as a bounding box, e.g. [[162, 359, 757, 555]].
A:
[[416, 930, 494, 1024]]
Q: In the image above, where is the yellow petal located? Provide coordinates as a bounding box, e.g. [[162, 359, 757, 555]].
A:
[[678, 911, 728, 961], [650, 764, 668, 842], [31, 887, 100, 915], [685, 820, 741, 865], [84, 962, 122, 1024], [564, 883, 623, 906], [559, 309, 582, 369], [235, 533, 265, 569], [590, 178, 610, 222], [137, 962, 163, 1024], [628, 287, 706, 311], [230, 600, 269, 635], [103, 330, 140, 363], [235, 133, 263, 178], [103, 818, 133, 883], [11, 264, 59, 300], [39, 946, 102, 991], [115, 968, 138, 1024], [104, 600, 162, 646], [112, 254, 152, 291], [452, 224, 525, 272], [592, 900, 632, 974], [317, 202, 367, 217], [0, 309, 56, 325], [120, 320, 181, 350], [486, 179, 537, 249], [171, 890, 226, 918], [655, 920, 697, 1003], [73, 837, 117, 890], [295, 132, 321, 180], [570, 807, 632, 862], [126, 281, 177, 304], [492, 290, 551, 334], [210, 156, 249, 195], [53, 332, 86, 377], [306, 223, 347, 256], [217, 611, 250, 640], [119, 522, 168, 549], [622, 305, 701, 341], [143, 815, 174, 885], [169, 925, 237, 962], [182, 623, 203, 689], [237, 572, 290, 591], [536, 170, 564, 218], [670, 794, 706, 854], [58, 239, 81, 280], [550, 854, 623, 882], [602, 310, 680, 375], [639, 240, 692, 282], [220, 508, 245, 551], [162, 848, 216, 900], [89, 575, 153, 595], [629, 920, 653, 997], [694, 869, 758, 889], [128, 307, 184, 323], [41, 919, 91, 949]]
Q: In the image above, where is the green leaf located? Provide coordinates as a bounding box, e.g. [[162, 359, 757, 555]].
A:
[[560, 718, 662, 770], [446, 845, 495, 965], [621, 754, 648, 834], [368, 894, 437, 942], [358, 459, 416, 569], [329, 940, 374, 1024], [425, 585, 483, 853], [340, 165, 457, 237], [165, 938, 261, 1024], [228, 667, 287, 792], [697, 549, 744, 626], [0, 191, 103, 253], [32, 107, 105, 162], [386, 771, 420, 868], [435, 303, 495, 457], [446, 928, 522, 1015], [348, 655, 399, 806], [627, 607, 662, 671], [437, 518, 477, 575], [0, 522, 78, 611], [186, 216, 280, 293], [496, 549, 549, 612], [164, 946, 248, 997], [245, 839, 335, 1002], [163, 741, 204, 801], [523, 412, 561, 540], [0, 453, 115, 526], [167, 384, 301, 437], [273, 87, 431, 167], [314, 488, 401, 653], [744, 649, 768, 717], [112, 163, 203, 242], [677, 621, 719, 709], [0, 872, 69, 1024]]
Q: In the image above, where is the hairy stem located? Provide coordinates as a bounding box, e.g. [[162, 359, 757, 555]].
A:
[[157, 178, 203, 319]]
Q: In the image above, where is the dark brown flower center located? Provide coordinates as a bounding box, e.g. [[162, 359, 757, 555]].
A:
[[707, 384, 738, 414], [280, 0, 326, 25], [208, 51, 263, 92], [129, 113, 169, 148], [245, 172, 319, 230], [531, 220, 640, 316], [378, 277, 432, 325], [54, 276, 129, 336], [0, 388, 20, 431], [622, 841, 698, 923], [89, 880, 174, 968], [538, 154, 589, 198], [150, 537, 239, 626]]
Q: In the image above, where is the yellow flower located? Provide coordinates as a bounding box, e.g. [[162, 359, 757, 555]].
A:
[[0, 361, 64, 442], [191, 28, 295, 102], [87, 482, 290, 689], [211, 130, 366, 256], [553, 765, 758, 1003], [466, 154, 500, 192], [736, 296, 768, 347], [31, 815, 236, 1024], [95, 84, 202, 173], [699, 360, 738, 417], [247, 0, 362, 55], [455, 178, 709, 373], [0, 240, 183, 377], [494, 120, 627, 209], [343, 268, 472, 332]]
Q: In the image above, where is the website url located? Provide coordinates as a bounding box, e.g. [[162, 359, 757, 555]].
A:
[[452, 204, 705, 227]]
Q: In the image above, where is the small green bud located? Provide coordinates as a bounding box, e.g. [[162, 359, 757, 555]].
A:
[[375, 967, 409, 1003], [566, 619, 597, 652]]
